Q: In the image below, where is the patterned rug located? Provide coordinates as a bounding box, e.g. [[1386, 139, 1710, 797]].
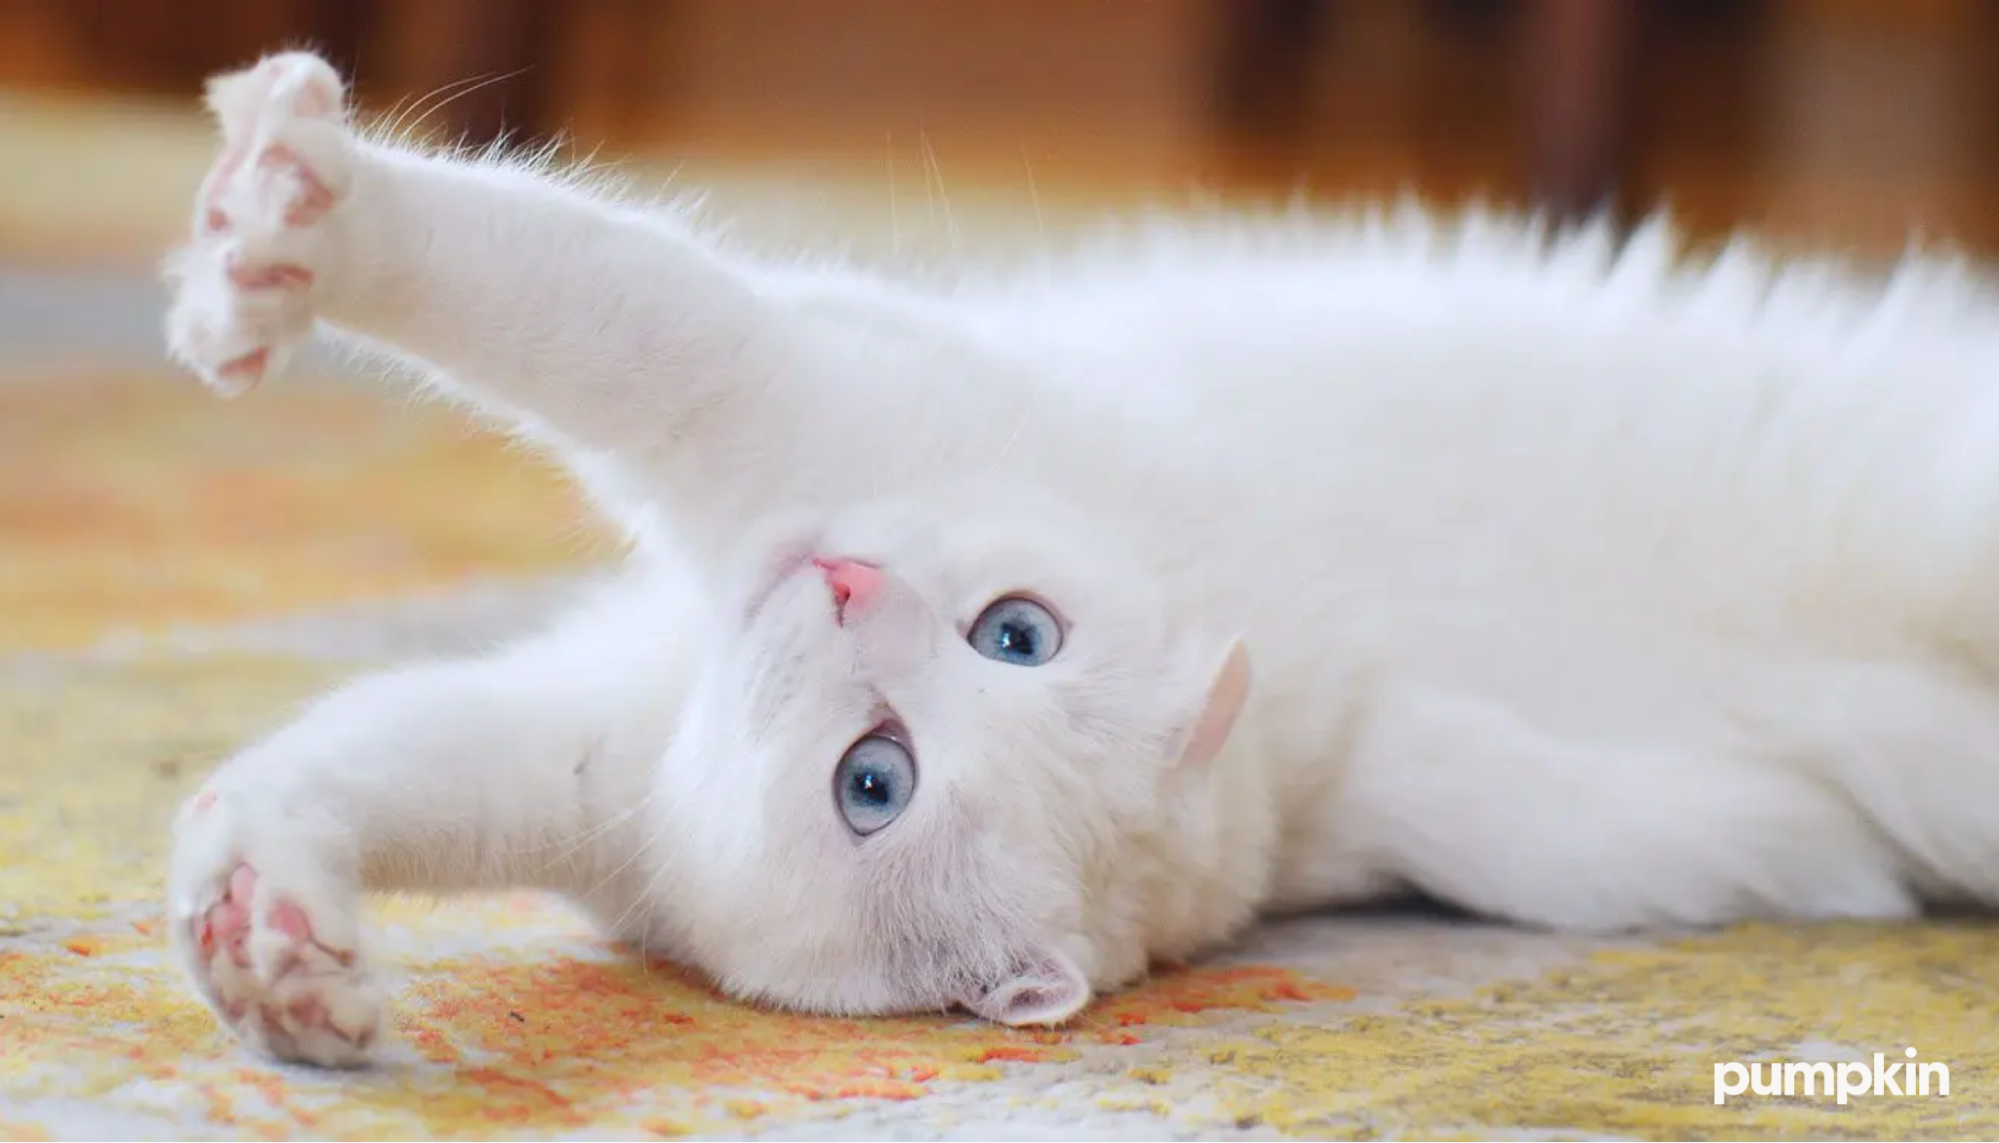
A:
[[4, 367, 1997, 1140]]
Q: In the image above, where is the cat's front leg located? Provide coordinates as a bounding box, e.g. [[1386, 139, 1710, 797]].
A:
[[167, 642, 658, 1067], [164, 50, 784, 463]]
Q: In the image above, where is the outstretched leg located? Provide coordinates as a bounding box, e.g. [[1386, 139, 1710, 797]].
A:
[[167, 595, 679, 1066], [163, 54, 807, 496], [163, 51, 1064, 558]]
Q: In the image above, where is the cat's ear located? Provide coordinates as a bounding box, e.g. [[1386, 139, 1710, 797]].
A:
[[1171, 636, 1252, 770], [959, 947, 1092, 1027]]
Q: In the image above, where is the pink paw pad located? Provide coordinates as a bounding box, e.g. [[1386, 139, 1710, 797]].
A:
[[217, 348, 270, 388], [280, 75, 339, 120], [227, 260, 314, 293], [200, 149, 248, 234], [254, 144, 337, 227], [198, 863, 357, 979], [269, 899, 357, 970], [200, 142, 336, 240], [181, 844, 382, 1063]]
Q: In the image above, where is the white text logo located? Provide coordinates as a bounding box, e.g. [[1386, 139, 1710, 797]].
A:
[[1714, 1048, 1950, 1106]]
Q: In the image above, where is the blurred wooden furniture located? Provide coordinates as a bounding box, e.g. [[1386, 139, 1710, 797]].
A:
[[0, 0, 558, 142], [2, 0, 1996, 252], [1520, 0, 1640, 221]]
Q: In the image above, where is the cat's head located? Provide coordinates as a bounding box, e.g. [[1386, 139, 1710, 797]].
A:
[[655, 481, 1251, 1025]]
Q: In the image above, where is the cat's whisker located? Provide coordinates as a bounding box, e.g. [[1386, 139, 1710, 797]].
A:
[[583, 742, 720, 917], [1019, 143, 1044, 236], [543, 791, 667, 887], [988, 402, 1032, 467], [886, 127, 901, 262], [919, 129, 962, 264], [371, 71, 500, 146], [523, 785, 656, 874], [599, 830, 667, 939], [368, 92, 423, 146], [405, 66, 536, 150]]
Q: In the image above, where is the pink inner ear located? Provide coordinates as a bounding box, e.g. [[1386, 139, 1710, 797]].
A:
[[1176, 639, 1251, 769]]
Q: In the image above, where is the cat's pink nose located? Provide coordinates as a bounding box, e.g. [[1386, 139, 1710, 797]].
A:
[[812, 557, 883, 625]]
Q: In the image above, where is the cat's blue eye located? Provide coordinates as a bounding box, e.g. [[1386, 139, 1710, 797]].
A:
[[967, 596, 1063, 666], [835, 732, 917, 836]]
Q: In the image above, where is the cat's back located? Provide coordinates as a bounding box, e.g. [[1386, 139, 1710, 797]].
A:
[[979, 206, 1998, 508], [977, 205, 1995, 424], [956, 205, 1999, 654]]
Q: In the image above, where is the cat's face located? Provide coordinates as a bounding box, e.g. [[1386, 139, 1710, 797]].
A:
[[655, 483, 1248, 1025]]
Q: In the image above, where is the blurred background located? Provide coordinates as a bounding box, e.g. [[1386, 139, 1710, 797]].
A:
[[6, 0, 1999, 273], [4, 0, 1999, 649]]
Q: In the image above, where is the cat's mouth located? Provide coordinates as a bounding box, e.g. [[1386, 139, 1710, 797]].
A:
[[743, 551, 813, 624], [741, 533, 829, 624]]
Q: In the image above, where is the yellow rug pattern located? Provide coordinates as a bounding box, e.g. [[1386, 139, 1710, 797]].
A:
[[3, 373, 1997, 1140]]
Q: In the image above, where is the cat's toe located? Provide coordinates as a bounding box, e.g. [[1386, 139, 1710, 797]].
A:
[[164, 237, 316, 395], [197, 52, 352, 237], [204, 51, 348, 139]]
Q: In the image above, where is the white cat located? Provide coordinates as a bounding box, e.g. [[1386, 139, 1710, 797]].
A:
[[162, 51, 1999, 1068]]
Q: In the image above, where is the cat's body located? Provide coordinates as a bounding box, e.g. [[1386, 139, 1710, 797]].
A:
[[164, 53, 1999, 1067]]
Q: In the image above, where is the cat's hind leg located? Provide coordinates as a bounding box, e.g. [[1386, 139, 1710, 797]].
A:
[[1345, 682, 1919, 932]]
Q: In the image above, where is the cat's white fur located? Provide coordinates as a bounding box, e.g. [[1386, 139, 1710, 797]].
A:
[[163, 52, 1999, 1066]]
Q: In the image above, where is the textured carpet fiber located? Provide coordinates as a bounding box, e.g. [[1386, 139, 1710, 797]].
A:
[[2, 373, 1996, 1140]]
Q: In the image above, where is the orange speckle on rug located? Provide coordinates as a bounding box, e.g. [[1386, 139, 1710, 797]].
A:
[[319, 948, 1352, 1136]]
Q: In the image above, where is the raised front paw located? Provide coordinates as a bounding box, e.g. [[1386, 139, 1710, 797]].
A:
[[164, 51, 358, 396], [168, 786, 385, 1067]]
